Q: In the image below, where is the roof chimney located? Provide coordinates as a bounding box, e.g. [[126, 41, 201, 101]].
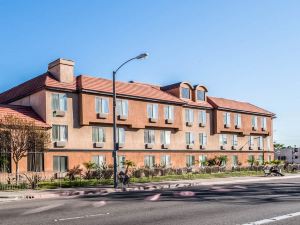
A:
[[48, 58, 75, 83]]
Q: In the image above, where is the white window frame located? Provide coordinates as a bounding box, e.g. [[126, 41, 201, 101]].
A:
[[199, 133, 207, 146], [116, 99, 128, 117], [186, 155, 195, 167], [95, 97, 109, 114], [117, 128, 125, 144], [199, 110, 207, 126], [223, 112, 231, 127], [267, 137, 271, 150], [161, 130, 171, 145], [52, 125, 68, 142], [219, 134, 227, 145], [232, 155, 238, 167], [258, 136, 264, 149], [147, 104, 158, 119], [181, 87, 190, 99], [92, 126, 105, 143], [161, 155, 171, 168], [164, 105, 174, 120], [249, 136, 254, 148], [185, 132, 194, 145], [92, 155, 106, 166], [234, 114, 242, 128], [199, 155, 207, 167], [185, 109, 194, 123], [232, 134, 238, 147], [261, 117, 267, 130], [252, 116, 258, 129], [144, 130, 155, 144], [144, 155, 155, 168], [52, 93, 67, 111]]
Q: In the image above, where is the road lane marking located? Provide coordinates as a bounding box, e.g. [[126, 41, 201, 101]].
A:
[[54, 212, 110, 222], [242, 211, 300, 225], [22, 203, 64, 215], [145, 193, 161, 201]]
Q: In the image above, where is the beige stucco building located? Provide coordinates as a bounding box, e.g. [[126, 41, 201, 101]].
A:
[[0, 58, 275, 173]]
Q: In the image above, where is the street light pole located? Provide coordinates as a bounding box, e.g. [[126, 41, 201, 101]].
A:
[[112, 53, 148, 188]]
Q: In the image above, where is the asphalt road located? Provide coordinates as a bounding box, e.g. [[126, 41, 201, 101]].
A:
[[1, 177, 300, 225]]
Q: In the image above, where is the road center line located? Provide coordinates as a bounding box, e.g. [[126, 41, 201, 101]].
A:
[[54, 212, 110, 222], [242, 211, 300, 225]]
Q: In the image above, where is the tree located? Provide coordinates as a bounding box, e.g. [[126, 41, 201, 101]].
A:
[[123, 160, 136, 175], [274, 142, 285, 149], [216, 155, 228, 167], [0, 115, 50, 184]]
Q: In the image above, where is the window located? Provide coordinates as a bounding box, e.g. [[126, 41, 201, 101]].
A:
[[27, 152, 44, 172], [223, 112, 231, 127], [185, 109, 194, 123], [181, 87, 190, 99], [147, 104, 158, 119], [117, 128, 125, 144], [52, 93, 67, 111], [52, 125, 68, 141], [268, 155, 272, 162], [252, 116, 258, 129], [92, 155, 106, 166], [161, 155, 171, 168], [267, 137, 271, 150], [234, 114, 242, 128], [199, 155, 207, 167], [199, 110, 207, 126], [219, 134, 227, 145], [232, 135, 238, 147], [199, 133, 207, 146], [144, 155, 155, 168], [261, 117, 267, 130], [232, 155, 238, 167], [258, 155, 263, 165], [0, 152, 11, 173], [161, 130, 171, 145], [164, 105, 174, 120], [117, 155, 126, 170], [92, 127, 105, 143], [186, 155, 195, 167], [249, 136, 254, 148], [197, 90, 205, 101], [185, 132, 194, 145], [248, 155, 254, 166], [95, 97, 109, 114], [258, 136, 263, 149], [53, 156, 68, 172], [116, 99, 128, 117], [144, 130, 155, 144]]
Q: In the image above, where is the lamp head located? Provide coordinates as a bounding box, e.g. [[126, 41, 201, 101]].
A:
[[135, 53, 149, 59]]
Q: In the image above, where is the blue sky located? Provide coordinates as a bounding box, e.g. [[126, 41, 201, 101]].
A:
[[0, 0, 299, 146]]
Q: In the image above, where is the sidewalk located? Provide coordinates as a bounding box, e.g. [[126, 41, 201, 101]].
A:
[[1, 174, 300, 202]]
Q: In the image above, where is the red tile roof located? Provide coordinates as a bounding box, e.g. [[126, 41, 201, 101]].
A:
[[77, 75, 183, 103], [207, 96, 274, 116], [0, 104, 49, 128], [0, 73, 76, 104], [184, 100, 213, 109]]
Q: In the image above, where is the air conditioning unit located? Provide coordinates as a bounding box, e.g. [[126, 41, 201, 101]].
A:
[[118, 115, 127, 121], [53, 110, 65, 117], [162, 144, 169, 149], [200, 145, 206, 150], [199, 122, 206, 127], [97, 113, 108, 119], [186, 122, 193, 127], [55, 141, 66, 147], [149, 118, 157, 123], [187, 144, 194, 149], [145, 143, 154, 149], [94, 142, 104, 148], [165, 119, 174, 124]]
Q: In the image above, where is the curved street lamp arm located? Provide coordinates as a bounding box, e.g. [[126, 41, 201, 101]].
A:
[[114, 57, 137, 74]]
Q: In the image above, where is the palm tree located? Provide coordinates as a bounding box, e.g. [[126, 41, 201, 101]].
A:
[[124, 160, 136, 175]]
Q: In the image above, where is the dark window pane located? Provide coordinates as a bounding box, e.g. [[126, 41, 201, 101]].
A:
[[181, 88, 190, 99], [197, 90, 205, 101]]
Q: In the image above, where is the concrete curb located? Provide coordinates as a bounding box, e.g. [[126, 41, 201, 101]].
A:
[[1, 174, 300, 202]]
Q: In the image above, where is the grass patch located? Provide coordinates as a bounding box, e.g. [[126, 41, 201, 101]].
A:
[[37, 170, 264, 189]]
